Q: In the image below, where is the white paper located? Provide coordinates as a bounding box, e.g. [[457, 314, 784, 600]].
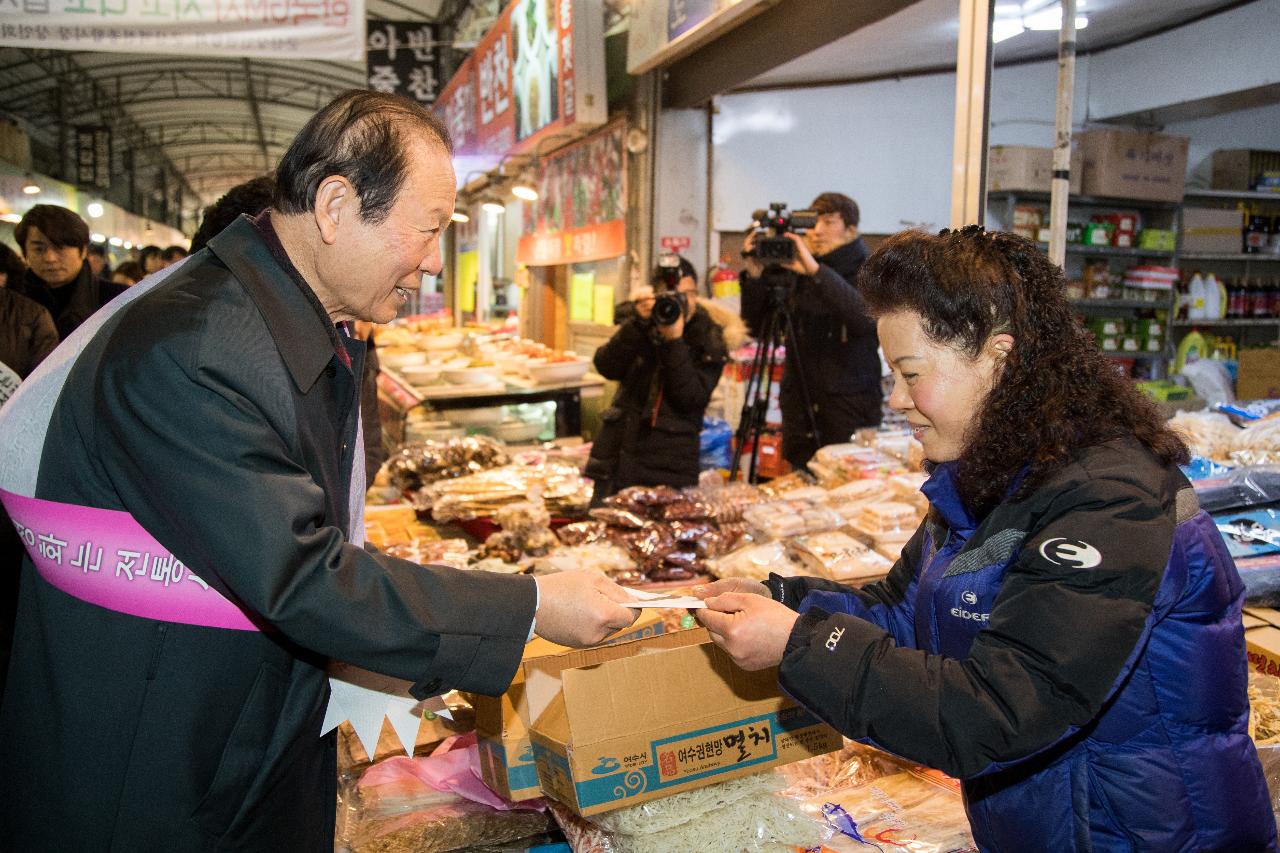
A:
[[622, 588, 705, 609]]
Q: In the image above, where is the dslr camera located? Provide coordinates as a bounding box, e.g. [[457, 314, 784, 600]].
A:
[[651, 253, 688, 327], [744, 203, 818, 262]]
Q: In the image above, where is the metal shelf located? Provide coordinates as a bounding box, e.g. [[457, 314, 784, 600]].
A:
[[1042, 242, 1176, 259], [1183, 189, 1280, 203], [1180, 252, 1280, 262], [1102, 351, 1164, 361], [1071, 298, 1169, 310], [1170, 318, 1280, 327], [989, 190, 1180, 210]]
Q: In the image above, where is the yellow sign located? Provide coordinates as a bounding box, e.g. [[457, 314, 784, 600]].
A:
[[457, 250, 478, 313], [570, 271, 595, 322], [593, 284, 614, 325]]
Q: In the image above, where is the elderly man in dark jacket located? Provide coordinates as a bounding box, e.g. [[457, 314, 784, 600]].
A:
[[587, 257, 729, 503], [10, 204, 125, 340], [741, 192, 880, 470], [0, 91, 635, 852]]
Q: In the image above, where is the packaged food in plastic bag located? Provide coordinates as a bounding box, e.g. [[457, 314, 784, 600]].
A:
[[1192, 466, 1280, 513], [709, 541, 805, 582], [787, 531, 893, 582], [801, 771, 977, 853], [337, 740, 555, 853], [550, 771, 827, 853]]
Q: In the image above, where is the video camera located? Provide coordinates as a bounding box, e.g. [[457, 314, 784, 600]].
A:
[[745, 203, 819, 262], [652, 253, 688, 327]]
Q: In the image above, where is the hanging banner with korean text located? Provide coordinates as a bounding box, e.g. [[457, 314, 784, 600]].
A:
[[74, 125, 111, 190], [365, 20, 440, 105], [0, 0, 366, 61], [434, 0, 606, 162], [516, 121, 626, 267]]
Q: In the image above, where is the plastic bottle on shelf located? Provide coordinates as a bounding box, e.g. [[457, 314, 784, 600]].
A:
[[1187, 272, 1207, 320], [1204, 273, 1222, 320], [1175, 329, 1207, 373], [1226, 277, 1242, 319]]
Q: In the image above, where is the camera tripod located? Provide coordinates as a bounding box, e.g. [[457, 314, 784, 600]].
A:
[[729, 270, 821, 483]]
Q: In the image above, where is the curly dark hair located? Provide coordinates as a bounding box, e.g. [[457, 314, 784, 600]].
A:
[[859, 226, 1187, 514]]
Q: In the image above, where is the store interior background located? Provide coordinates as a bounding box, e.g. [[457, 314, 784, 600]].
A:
[[0, 0, 1278, 440]]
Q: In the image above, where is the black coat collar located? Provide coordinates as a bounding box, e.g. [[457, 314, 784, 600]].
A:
[[206, 215, 340, 394]]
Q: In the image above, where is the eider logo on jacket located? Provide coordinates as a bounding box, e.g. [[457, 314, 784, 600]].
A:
[[1039, 537, 1103, 569]]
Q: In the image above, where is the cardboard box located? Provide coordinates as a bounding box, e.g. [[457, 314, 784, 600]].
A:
[[1182, 207, 1243, 254], [1244, 607, 1280, 678], [473, 611, 667, 802], [526, 628, 842, 816], [1212, 149, 1280, 192], [1237, 348, 1280, 401], [1079, 129, 1189, 202], [988, 145, 1082, 194]]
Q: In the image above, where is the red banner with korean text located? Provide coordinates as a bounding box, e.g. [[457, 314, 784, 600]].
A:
[[435, 0, 603, 161], [516, 122, 626, 266]]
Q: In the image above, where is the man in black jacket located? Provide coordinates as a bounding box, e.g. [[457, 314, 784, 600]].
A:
[[740, 192, 881, 470], [587, 256, 728, 503], [0, 91, 635, 852], [11, 204, 125, 341]]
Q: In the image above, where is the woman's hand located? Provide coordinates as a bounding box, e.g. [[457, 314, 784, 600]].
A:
[[696, 593, 800, 671]]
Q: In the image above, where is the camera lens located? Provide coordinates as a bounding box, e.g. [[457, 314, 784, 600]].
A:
[[652, 292, 685, 326]]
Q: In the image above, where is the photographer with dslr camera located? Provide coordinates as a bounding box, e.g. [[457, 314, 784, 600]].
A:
[[586, 255, 730, 504], [740, 192, 880, 470]]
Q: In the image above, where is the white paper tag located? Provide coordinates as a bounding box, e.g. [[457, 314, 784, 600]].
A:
[[623, 588, 706, 609]]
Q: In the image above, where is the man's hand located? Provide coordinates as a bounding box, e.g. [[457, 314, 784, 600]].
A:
[[658, 312, 684, 341], [692, 578, 770, 599], [742, 232, 764, 279], [696, 593, 800, 671], [533, 571, 638, 647], [782, 233, 820, 276]]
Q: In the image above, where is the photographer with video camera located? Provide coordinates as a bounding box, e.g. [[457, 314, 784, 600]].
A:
[[740, 193, 880, 471], [586, 255, 730, 504]]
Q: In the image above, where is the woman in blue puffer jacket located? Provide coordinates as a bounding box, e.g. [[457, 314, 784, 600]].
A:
[[697, 226, 1276, 852]]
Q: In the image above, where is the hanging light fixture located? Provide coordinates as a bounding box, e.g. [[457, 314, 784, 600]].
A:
[[87, 201, 105, 218], [511, 183, 538, 202], [450, 211, 471, 223], [90, 232, 107, 243], [0, 212, 21, 224], [481, 198, 506, 215], [21, 175, 40, 195]]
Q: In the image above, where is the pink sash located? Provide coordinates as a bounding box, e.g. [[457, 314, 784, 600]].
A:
[[2, 488, 260, 631]]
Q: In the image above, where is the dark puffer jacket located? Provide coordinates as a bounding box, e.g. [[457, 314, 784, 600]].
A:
[[0, 287, 58, 378], [770, 438, 1275, 852], [586, 306, 728, 500]]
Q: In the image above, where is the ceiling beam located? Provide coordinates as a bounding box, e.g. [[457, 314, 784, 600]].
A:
[[661, 0, 920, 108], [242, 58, 272, 171]]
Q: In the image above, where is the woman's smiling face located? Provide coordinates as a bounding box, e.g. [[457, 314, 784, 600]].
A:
[[878, 310, 1011, 463]]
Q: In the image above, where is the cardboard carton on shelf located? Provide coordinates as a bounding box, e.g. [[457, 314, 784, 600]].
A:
[[1237, 348, 1280, 401], [1078, 128, 1189, 202], [1211, 149, 1280, 192], [526, 628, 842, 816], [472, 610, 667, 802], [987, 145, 1083, 195], [1182, 207, 1244, 254]]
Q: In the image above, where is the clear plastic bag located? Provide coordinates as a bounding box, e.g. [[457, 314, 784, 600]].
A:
[[550, 771, 828, 853], [336, 746, 555, 853], [1192, 466, 1280, 513]]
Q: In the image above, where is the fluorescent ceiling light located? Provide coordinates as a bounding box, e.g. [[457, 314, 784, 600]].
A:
[[0, 212, 21, 223], [91, 232, 107, 243], [1023, 5, 1088, 30], [108, 236, 124, 247]]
